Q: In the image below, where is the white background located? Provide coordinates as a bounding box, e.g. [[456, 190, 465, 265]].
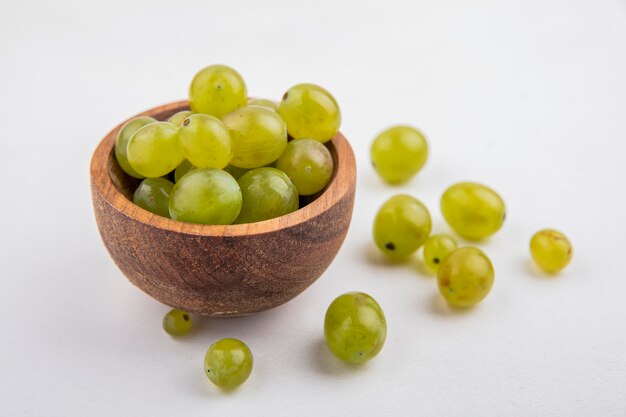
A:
[[1, 0, 625, 415]]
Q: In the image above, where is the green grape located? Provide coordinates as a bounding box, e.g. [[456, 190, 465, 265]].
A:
[[169, 168, 242, 225], [174, 159, 196, 182], [179, 114, 233, 169], [423, 233, 458, 271], [189, 64, 247, 118], [437, 247, 494, 307], [133, 177, 175, 218], [222, 106, 287, 169], [373, 194, 432, 259], [247, 98, 278, 111], [324, 292, 386, 364], [235, 168, 299, 224], [278, 83, 341, 143], [115, 116, 156, 178], [162, 308, 192, 337], [530, 229, 573, 273], [276, 138, 334, 196], [168, 110, 193, 126], [371, 125, 429, 184], [440, 182, 506, 240], [224, 164, 250, 180], [204, 338, 253, 390], [127, 122, 184, 178]]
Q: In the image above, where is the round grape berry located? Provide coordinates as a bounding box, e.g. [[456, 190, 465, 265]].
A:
[[373, 195, 432, 259], [204, 338, 253, 390], [371, 125, 428, 184], [441, 182, 506, 240], [278, 83, 341, 143], [127, 122, 184, 178], [115, 116, 156, 178], [189, 64, 247, 118], [162, 309, 192, 337], [235, 167, 299, 224], [530, 229, 573, 273], [133, 177, 175, 218], [437, 247, 494, 307], [169, 169, 242, 225], [276, 138, 334, 196], [222, 105, 287, 169], [324, 292, 386, 364]]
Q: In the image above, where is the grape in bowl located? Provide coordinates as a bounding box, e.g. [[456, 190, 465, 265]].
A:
[[90, 100, 356, 316]]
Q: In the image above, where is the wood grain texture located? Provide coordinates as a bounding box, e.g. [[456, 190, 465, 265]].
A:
[[90, 100, 356, 316]]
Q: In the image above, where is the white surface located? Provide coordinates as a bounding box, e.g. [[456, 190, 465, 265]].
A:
[[1, 0, 625, 415]]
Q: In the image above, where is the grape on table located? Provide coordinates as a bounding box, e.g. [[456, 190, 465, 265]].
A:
[[373, 194, 432, 259], [204, 338, 253, 389], [324, 292, 387, 364]]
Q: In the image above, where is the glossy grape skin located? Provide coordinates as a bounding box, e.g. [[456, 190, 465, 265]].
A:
[[373, 195, 432, 259], [169, 169, 242, 225], [423, 234, 458, 271], [437, 247, 494, 307], [127, 122, 184, 178], [440, 182, 506, 240], [530, 229, 573, 273], [222, 106, 287, 169], [115, 117, 156, 178], [174, 159, 196, 182], [276, 138, 334, 196], [247, 98, 278, 111], [278, 83, 341, 143], [133, 177, 175, 218], [179, 114, 233, 169], [371, 125, 429, 184], [235, 168, 299, 224], [204, 338, 253, 390], [168, 110, 194, 126], [162, 309, 192, 337], [189, 65, 247, 118], [324, 292, 386, 364]]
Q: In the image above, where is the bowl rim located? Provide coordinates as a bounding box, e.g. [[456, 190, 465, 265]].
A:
[[90, 100, 356, 237]]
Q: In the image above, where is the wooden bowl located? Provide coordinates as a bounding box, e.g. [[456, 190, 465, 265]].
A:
[[90, 100, 356, 316]]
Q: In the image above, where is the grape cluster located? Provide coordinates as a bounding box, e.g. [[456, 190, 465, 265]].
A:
[[115, 64, 339, 225]]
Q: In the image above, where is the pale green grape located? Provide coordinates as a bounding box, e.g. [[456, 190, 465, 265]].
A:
[[204, 338, 253, 390], [247, 98, 278, 111], [278, 83, 341, 143], [373, 195, 432, 259], [224, 164, 250, 179], [530, 229, 573, 273], [133, 177, 174, 218], [189, 65, 247, 118], [179, 114, 233, 169], [324, 292, 386, 364], [168, 110, 193, 126], [276, 138, 334, 196], [222, 106, 287, 169], [115, 116, 156, 178], [127, 122, 184, 178], [371, 125, 428, 184], [162, 308, 192, 337], [438, 247, 494, 307], [423, 233, 458, 271], [169, 169, 242, 225], [174, 160, 196, 182], [441, 182, 506, 240], [235, 168, 299, 224]]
